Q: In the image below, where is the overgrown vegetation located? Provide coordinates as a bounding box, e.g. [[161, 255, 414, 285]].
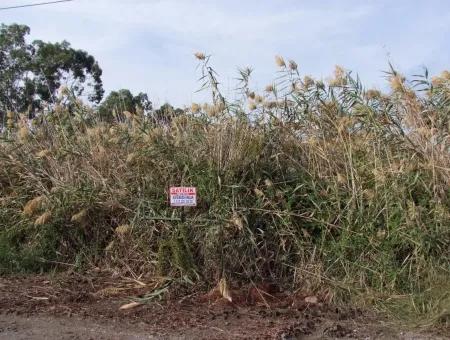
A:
[[0, 53, 449, 325]]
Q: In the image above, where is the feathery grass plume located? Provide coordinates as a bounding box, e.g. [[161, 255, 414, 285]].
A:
[[406, 200, 420, 221], [264, 179, 273, 187], [441, 70, 450, 80], [86, 127, 100, 138], [264, 101, 277, 109], [288, 60, 298, 71], [206, 102, 225, 117], [205, 104, 215, 117], [275, 55, 286, 68], [376, 229, 386, 239], [216, 101, 226, 112], [328, 78, 339, 87], [135, 105, 144, 118], [109, 126, 118, 136], [6, 118, 14, 129], [303, 76, 314, 88], [145, 126, 164, 143], [255, 95, 264, 104], [36, 149, 51, 158], [372, 168, 386, 184], [363, 189, 375, 200], [434, 203, 450, 221], [265, 84, 275, 93], [75, 98, 84, 107], [59, 85, 69, 96], [6, 113, 15, 123], [18, 125, 30, 143], [71, 209, 87, 223], [337, 116, 354, 132], [415, 126, 433, 138], [23, 196, 46, 216], [315, 79, 325, 89], [254, 188, 264, 197], [365, 89, 382, 100], [108, 136, 120, 144], [191, 103, 201, 113], [431, 71, 450, 88], [53, 103, 64, 114], [123, 111, 133, 120], [390, 74, 405, 92], [95, 145, 108, 162], [115, 224, 132, 235], [194, 52, 206, 60], [336, 173, 346, 184], [231, 213, 244, 231], [126, 152, 137, 164], [202, 103, 210, 111], [334, 65, 346, 79], [431, 76, 445, 87], [329, 65, 347, 86], [172, 114, 189, 129], [206, 105, 218, 118], [34, 211, 52, 226]]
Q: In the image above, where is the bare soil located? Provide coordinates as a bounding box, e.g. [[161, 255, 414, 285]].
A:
[[0, 273, 447, 339]]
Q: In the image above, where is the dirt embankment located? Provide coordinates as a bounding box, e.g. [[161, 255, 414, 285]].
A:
[[0, 273, 446, 339]]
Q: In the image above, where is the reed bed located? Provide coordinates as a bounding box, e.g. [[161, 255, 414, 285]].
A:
[[0, 56, 449, 324]]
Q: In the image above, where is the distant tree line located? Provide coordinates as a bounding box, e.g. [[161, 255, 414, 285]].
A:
[[0, 23, 182, 126]]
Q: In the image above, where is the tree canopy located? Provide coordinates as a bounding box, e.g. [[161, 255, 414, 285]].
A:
[[0, 23, 104, 120], [98, 89, 152, 121], [153, 103, 184, 124]]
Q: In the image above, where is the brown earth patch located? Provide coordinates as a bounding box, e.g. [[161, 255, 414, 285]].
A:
[[0, 273, 446, 339]]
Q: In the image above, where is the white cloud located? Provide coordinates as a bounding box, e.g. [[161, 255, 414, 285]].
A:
[[2, 0, 449, 106]]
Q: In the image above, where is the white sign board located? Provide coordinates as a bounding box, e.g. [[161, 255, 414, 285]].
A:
[[169, 187, 197, 207]]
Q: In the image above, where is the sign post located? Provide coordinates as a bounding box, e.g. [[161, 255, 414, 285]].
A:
[[168, 186, 227, 292], [169, 187, 197, 222]]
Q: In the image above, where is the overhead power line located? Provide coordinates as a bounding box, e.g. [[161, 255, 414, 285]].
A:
[[0, 0, 74, 11]]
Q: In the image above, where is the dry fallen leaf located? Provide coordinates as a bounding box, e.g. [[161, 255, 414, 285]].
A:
[[95, 287, 124, 298], [264, 179, 273, 187], [119, 301, 142, 310], [218, 278, 232, 302], [232, 214, 244, 231], [254, 188, 265, 198], [304, 296, 318, 304]]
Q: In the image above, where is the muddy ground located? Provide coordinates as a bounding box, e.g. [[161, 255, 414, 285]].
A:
[[0, 273, 447, 339]]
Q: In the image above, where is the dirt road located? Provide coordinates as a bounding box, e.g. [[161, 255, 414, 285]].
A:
[[0, 314, 156, 340], [0, 274, 447, 339]]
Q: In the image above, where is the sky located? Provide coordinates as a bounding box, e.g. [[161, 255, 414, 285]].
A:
[[1, 0, 449, 107]]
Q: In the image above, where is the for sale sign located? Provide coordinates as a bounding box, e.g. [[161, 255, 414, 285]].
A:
[[169, 187, 197, 207]]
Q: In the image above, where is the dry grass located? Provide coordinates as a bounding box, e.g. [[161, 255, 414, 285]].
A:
[[0, 56, 449, 325]]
